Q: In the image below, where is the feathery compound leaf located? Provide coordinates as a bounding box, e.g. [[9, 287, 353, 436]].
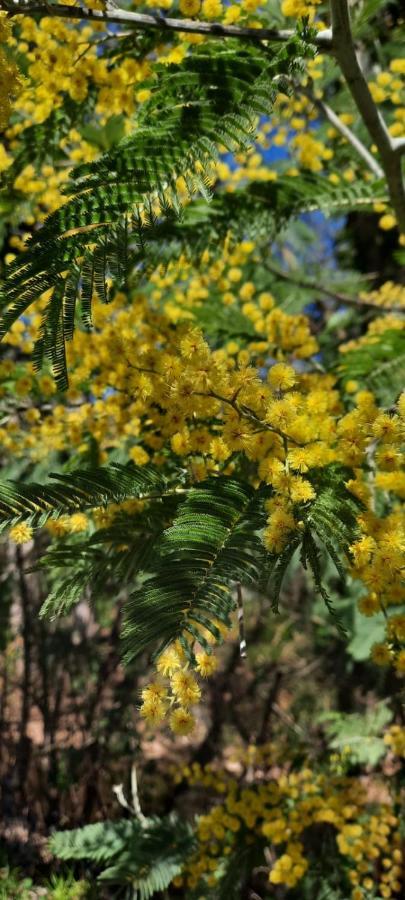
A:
[[123, 477, 267, 662], [50, 819, 136, 863], [50, 813, 194, 897], [38, 495, 180, 619], [306, 465, 362, 573], [0, 463, 166, 530], [263, 466, 361, 621], [301, 527, 346, 634]]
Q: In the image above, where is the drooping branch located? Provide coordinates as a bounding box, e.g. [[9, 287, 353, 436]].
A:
[[0, 0, 333, 48], [330, 0, 405, 232]]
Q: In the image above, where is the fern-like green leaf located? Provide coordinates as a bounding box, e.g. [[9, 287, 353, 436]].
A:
[[50, 813, 195, 898], [123, 476, 267, 661], [0, 463, 166, 530]]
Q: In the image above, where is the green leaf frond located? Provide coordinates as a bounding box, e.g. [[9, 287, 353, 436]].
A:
[[122, 476, 267, 662], [337, 328, 405, 406], [39, 496, 180, 620], [50, 813, 195, 897], [306, 464, 362, 575], [264, 465, 361, 624], [0, 463, 167, 531]]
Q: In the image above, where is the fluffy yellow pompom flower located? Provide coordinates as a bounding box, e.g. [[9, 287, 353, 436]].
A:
[[195, 651, 218, 677], [0, 15, 24, 130], [156, 646, 183, 676], [384, 724, 405, 757], [268, 363, 296, 392], [139, 682, 169, 725], [379, 213, 397, 231], [358, 594, 380, 617], [141, 682, 167, 703], [170, 707, 196, 735], [0, 143, 12, 172], [263, 507, 296, 553], [9, 523, 34, 544], [202, 0, 223, 19], [288, 476, 315, 504], [140, 698, 167, 725], [68, 513, 89, 533], [129, 446, 149, 465], [170, 670, 201, 706], [179, 0, 201, 14], [371, 643, 392, 666]]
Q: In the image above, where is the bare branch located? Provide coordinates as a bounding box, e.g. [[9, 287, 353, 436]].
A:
[[0, 1, 333, 49], [263, 261, 404, 314], [330, 0, 405, 231], [300, 87, 383, 179]]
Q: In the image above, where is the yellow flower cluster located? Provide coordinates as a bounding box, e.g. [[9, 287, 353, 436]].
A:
[[359, 281, 405, 310], [139, 640, 220, 735], [384, 724, 405, 759], [340, 311, 404, 357], [7, 13, 152, 129], [0, 13, 23, 131], [1, 237, 404, 683], [281, 0, 321, 19], [177, 757, 403, 896]]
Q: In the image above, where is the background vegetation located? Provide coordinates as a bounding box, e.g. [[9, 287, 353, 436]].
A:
[[0, 1, 404, 898]]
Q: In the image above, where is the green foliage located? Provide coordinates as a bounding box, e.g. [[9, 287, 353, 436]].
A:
[[338, 328, 405, 406], [43, 872, 90, 900], [294, 873, 349, 899], [0, 463, 166, 530], [188, 840, 266, 900], [0, 462, 361, 652], [265, 465, 361, 629], [320, 702, 392, 767], [347, 607, 386, 661], [0, 867, 34, 900], [38, 494, 180, 619], [123, 476, 267, 661], [50, 814, 195, 899]]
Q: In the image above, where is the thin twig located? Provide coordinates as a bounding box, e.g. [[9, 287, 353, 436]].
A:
[[131, 762, 148, 825], [300, 87, 383, 179], [1, 2, 333, 49], [263, 261, 404, 314]]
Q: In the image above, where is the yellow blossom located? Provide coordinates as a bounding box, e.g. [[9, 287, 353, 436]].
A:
[[9, 522, 34, 544], [169, 707, 196, 735]]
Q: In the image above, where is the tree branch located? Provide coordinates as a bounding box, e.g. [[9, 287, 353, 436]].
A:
[[263, 261, 404, 314], [1, 1, 333, 49], [300, 87, 383, 179], [330, 0, 405, 232]]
